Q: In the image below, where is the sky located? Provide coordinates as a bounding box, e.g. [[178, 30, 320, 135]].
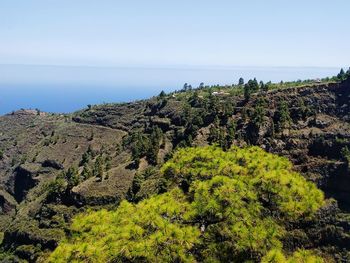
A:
[[0, 0, 349, 68], [0, 1, 349, 114]]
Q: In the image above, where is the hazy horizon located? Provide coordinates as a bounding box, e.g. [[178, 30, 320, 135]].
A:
[[0, 64, 342, 115], [0, 1, 349, 115]]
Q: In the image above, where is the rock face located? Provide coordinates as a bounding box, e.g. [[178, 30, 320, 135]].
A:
[[0, 79, 350, 261]]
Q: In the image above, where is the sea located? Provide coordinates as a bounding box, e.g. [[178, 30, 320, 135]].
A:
[[0, 64, 341, 115]]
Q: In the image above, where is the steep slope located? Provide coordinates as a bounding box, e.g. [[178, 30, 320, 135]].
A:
[[0, 78, 349, 261], [0, 111, 131, 261], [73, 79, 350, 209]]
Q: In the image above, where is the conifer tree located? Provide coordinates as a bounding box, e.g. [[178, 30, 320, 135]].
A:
[[65, 167, 80, 189], [81, 164, 92, 180], [50, 146, 325, 263], [94, 156, 105, 181], [337, 68, 346, 80]]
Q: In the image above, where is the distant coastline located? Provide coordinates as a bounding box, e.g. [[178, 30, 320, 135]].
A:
[[0, 64, 341, 115]]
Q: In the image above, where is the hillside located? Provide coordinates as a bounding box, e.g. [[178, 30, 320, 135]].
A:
[[0, 75, 350, 262]]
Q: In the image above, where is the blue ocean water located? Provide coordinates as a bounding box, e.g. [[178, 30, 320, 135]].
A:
[[0, 64, 340, 115]]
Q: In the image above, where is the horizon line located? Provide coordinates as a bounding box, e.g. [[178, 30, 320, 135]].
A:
[[0, 63, 344, 71]]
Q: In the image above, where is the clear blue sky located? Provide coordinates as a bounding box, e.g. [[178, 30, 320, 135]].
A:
[[0, 0, 349, 68]]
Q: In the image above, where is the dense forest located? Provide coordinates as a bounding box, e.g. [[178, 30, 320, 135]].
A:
[[0, 68, 350, 262]]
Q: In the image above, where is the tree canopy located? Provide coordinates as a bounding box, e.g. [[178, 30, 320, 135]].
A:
[[49, 146, 325, 262]]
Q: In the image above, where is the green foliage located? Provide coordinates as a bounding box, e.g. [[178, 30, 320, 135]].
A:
[[180, 101, 205, 143], [147, 126, 163, 165], [262, 81, 271, 92], [123, 131, 148, 165], [81, 164, 92, 180], [244, 78, 260, 100], [79, 151, 90, 166], [45, 177, 67, 202], [129, 171, 144, 197], [296, 98, 312, 120], [0, 249, 18, 262], [128, 167, 168, 202], [208, 117, 236, 150], [225, 119, 236, 148], [261, 249, 324, 263], [189, 91, 203, 107], [123, 126, 163, 166], [65, 167, 80, 189], [162, 146, 324, 219], [208, 124, 225, 147], [105, 156, 112, 171], [128, 167, 159, 199], [93, 155, 105, 181], [0, 149, 3, 160], [188, 175, 284, 261], [336, 67, 350, 81], [261, 249, 287, 263], [50, 146, 325, 262], [337, 68, 346, 81], [158, 90, 166, 98], [252, 98, 267, 128], [49, 189, 200, 263], [275, 100, 292, 132]]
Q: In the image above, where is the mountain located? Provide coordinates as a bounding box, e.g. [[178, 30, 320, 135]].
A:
[[0, 75, 350, 262]]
